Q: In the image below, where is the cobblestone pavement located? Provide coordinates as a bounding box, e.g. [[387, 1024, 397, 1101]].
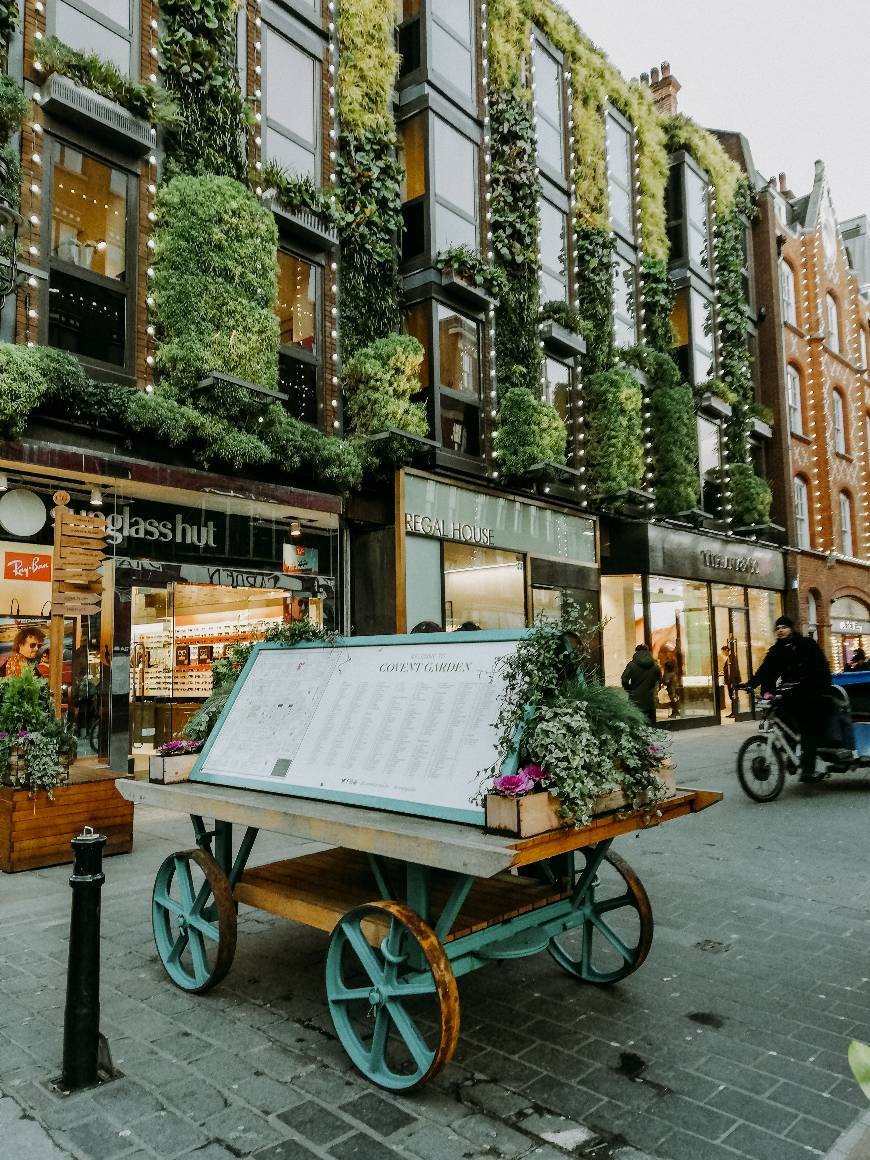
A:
[[2, 722, 870, 1160]]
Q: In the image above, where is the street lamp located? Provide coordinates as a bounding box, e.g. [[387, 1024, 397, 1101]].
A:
[[0, 150, 22, 310]]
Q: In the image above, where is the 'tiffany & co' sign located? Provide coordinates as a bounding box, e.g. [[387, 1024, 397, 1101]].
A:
[[699, 549, 760, 576]]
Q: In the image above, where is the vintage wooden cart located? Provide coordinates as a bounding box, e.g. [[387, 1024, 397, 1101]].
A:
[[118, 776, 719, 1090]]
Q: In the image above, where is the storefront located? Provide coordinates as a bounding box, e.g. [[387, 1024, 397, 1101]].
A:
[[829, 597, 870, 672], [600, 520, 785, 727], [0, 470, 342, 773], [351, 470, 599, 636]]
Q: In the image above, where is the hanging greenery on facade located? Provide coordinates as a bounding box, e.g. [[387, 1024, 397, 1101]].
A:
[[158, 0, 247, 180], [0, 75, 25, 260], [639, 257, 675, 355], [341, 334, 428, 450], [0, 0, 18, 52], [573, 227, 615, 376], [583, 368, 644, 496], [494, 387, 567, 477], [730, 461, 772, 527], [36, 37, 175, 124]]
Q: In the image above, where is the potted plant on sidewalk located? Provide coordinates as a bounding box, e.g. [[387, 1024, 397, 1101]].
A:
[[0, 669, 132, 872]]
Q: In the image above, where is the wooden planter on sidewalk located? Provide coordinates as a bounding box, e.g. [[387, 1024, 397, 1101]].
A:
[[0, 775, 134, 873]]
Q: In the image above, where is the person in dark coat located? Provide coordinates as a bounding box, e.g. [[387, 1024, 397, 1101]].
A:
[[744, 615, 832, 781], [847, 649, 869, 672], [621, 643, 662, 726], [720, 645, 740, 718]]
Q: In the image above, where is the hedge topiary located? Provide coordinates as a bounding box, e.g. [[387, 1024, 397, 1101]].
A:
[[341, 334, 428, 441], [730, 462, 772, 527], [152, 176, 280, 416], [583, 368, 644, 496], [494, 385, 567, 477]]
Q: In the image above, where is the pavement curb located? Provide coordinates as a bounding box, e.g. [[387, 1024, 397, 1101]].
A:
[[824, 1107, 870, 1160]]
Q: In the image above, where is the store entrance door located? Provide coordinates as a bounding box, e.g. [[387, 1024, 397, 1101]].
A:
[[714, 604, 751, 721]]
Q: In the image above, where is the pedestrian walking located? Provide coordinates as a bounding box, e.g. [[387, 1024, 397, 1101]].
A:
[[621, 643, 662, 726]]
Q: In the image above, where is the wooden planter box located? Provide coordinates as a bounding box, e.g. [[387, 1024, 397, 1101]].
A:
[[486, 761, 677, 837], [0, 777, 134, 873], [149, 753, 198, 784]]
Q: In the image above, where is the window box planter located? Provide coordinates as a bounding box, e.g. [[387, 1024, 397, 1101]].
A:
[[595, 487, 654, 516], [539, 320, 586, 360], [485, 761, 677, 838], [439, 269, 495, 311], [698, 393, 733, 421], [750, 416, 773, 440], [734, 522, 786, 545], [39, 74, 154, 157], [149, 753, 198, 784], [675, 507, 721, 530], [0, 777, 134, 873], [269, 201, 338, 251]]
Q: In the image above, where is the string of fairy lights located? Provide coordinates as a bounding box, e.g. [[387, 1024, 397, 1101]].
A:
[[478, 0, 498, 478], [707, 187, 734, 529], [565, 72, 587, 504], [799, 230, 826, 551]]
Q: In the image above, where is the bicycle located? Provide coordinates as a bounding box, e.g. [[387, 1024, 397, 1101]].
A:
[[736, 685, 851, 802]]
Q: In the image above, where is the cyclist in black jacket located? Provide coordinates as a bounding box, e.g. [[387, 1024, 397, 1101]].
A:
[[743, 615, 832, 782]]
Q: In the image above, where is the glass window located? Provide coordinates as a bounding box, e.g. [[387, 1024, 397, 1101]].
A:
[[686, 167, 709, 270], [543, 356, 572, 461], [431, 0, 473, 96], [539, 196, 567, 302], [648, 577, 715, 722], [534, 43, 564, 177], [437, 304, 479, 396], [276, 251, 316, 354], [690, 290, 715, 384], [826, 293, 839, 353], [402, 302, 431, 391], [432, 118, 478, 250], [786, 366, 803, 434], [439, 396, 480, 455], [278, 355, 318, 425], [443, 543, 525, 630], [748, 588, 782, 670], [48, 141, 130, 368], [806, 590, 818, 638], [780, 261, 797, 326], [793, 477, 810, 549], [55, 0, 131, 74], [606, 111, 633, 239], [833, 389, 846, 454], [601, 575, 644, 689], [840, 492, 854, 557], [264, 30, 318, 180], [666, 164, 684, 262], [399, 114, 427, 260], [697, 415, 721, 514], [612, 253, 637, 348], [861, 328, 868, 371]]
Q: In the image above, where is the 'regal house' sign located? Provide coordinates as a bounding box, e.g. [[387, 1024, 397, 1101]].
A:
[[404, 512, 494, 545]]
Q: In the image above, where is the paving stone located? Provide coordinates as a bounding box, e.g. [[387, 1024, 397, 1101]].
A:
[[328, 1134, 404, 1160], [655, 1129, 744, 1160], [784, 1115, 843, 1153], [452, 1112, 534, 1157], [253, 1141, 323, 1160], [766, 1079, 860, 1130], [60, 1117, 137, 1160], [651, 1091, 739, 1141], [720, 1120, 824, 1160], [522, 1075, 604, 1121], [205, 1104, 288, 1153], [707, 1084, 799, 1135], [123, 1108, 209, 1156], [277, 1100, 353, 1146], [89, 1078, 166, 1123], [231, 1074, 306, 1116], [401, 1123, 477, 1160], [341, 1093, 417, 1136]]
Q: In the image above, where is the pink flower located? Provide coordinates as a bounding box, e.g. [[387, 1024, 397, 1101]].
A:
[[520, 763, 547, 783], [493, 771, 534, 797]]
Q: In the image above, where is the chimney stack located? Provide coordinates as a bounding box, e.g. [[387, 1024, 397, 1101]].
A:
[[778, 172, 787, 192], [647, 60, 680, 116]]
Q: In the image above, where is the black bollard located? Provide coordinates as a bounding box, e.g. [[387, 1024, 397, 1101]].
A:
[[61, 826, 107, 1091]]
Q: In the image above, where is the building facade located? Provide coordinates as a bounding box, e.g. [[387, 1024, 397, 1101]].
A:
[[0, 0, 790, 776]]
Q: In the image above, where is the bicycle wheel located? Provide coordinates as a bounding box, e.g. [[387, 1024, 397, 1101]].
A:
[[737, 735, 785, 802]]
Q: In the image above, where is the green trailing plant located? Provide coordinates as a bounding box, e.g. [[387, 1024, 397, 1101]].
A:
[[0, 671, 76, 796], [729, 461, 772, 527], [337, 0, 398, 138], [261, 162, 342, 225], [639, 257, 675, 354], [158, 0, 247, 179], [0, 74, 27, 140], [0, 0, 18, 51], [0, 343, 50, 436], [663, 114, 741, 215], [37, 37, 176, 125], [538, 300, 591, 340], [584, 367, 645, 496], [751, 402, 774, 426], [699, 377, 739, 406], [714, 178, 757, 461], [573, 228, 615, 375], [494, 385, 567, 477], [341, 334, 427, 441], [435, 245, 508, 300], [481, 600, 671, 826], [488, 87, 541, 394], [152, 175, 280, 409], [182, 618, 337, 742]]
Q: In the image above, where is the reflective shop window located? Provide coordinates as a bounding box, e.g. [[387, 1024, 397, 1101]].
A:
[[48, 269, 126, 366], [648, 576, 715, 722], [542, 355, 573, 460], [539, 196, 567, 302], [612, 253, 637, 347], [264, 29, 318, 179], [396, 0, 422, 77], [600, 574, 644, 688], [437, 304, 479, 396], [276, 251, 319, 425], [606, 111, 633, 238], [534, 43, 564, 177], [432, 118, 478, 250], [443, 543, 526, 630], [55, 0, 132, 74], [431, 0, 474, 96]]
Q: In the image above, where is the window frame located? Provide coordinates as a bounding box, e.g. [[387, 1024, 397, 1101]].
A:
[[533, 34, 566, 183], [839, 491, 854, 557], [538, 186, 569, 304], [697, 413, 723, 515], [826, 292, 840, 353], [41, 127, 138, 379], [261, 22, 322, 184], [667, 151, 712, 279], [429, 0, 476, 101], [833, 388, 847, 455], [860, 327, 868, 372], [49, 0, 138, 78], [542, 353, 576, 465], [276, 243, 323, 428], [605, 103, 636, 245], [612, 242, 638, 349], [786, 364, 803, 435], [793, 476, 810, 550], [780, 260, 797, 326]]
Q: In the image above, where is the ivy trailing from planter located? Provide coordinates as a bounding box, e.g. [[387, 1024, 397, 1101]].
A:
[[488, 86, 541, 395], [261, 161, 342, 227], [341, 334, 428, 468], [0, 75, 26, 263], [639, 256, 675, 355], [37, 37, 176, 125], [158, 0, 247, 180], [0, 0, 17, 53], [573, 227, 614, 376], [494, 384, 567, 477], [583, 367, 644, 497], [435, 245, 508, 300], [730, 461, 772, 527], [538, 299, 590, 340]]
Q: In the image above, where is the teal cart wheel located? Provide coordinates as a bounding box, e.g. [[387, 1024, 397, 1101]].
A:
[[152, 848, 237, 993], [549, 851, 653, 985], [326, 901, 459, 1091]]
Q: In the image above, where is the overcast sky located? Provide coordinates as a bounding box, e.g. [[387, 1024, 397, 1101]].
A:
[[567, 0, 869, 224]]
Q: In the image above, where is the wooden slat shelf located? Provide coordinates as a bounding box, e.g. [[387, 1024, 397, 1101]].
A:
[[235, 848, 570, 942]]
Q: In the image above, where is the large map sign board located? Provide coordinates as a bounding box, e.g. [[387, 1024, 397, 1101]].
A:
[[191, 631, 529, 824]]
